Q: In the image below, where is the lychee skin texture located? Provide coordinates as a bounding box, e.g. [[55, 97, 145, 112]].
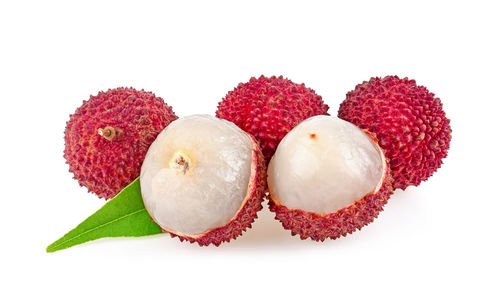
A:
[[216, 75, 329, 162], [172, 137, 266, 246], [338, 76, 452, 190], [64, 87, 177, 199]]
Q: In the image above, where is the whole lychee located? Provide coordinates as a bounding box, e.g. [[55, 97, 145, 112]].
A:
[[64, 87, 177, 199], [140, 115, 266, 246], [216, 75, 329, 162], [338, 76, 452, 189], [267, 116, 393, 241]]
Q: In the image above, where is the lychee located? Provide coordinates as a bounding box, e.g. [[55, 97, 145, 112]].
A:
[[267, 116, 393, 241], [64, 87, 177, 199], [216, 75, 329, 162], [338, 76, 452, 189], [140, 115, 266, 246]]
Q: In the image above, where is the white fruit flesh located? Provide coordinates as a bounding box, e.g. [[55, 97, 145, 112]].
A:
[[140, 115, 253, 235], [268, 115, 384, 214]]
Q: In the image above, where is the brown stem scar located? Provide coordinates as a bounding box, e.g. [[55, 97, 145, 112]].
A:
[[98, 126, 123, 141], [169, 150, 193, 175]]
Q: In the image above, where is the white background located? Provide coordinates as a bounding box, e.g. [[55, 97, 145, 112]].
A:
[[1, 1, 498, 300]]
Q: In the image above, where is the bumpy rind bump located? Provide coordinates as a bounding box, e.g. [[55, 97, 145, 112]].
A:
[[64, 87, 178, 199], [216, 75, 329, 162], [269, 155, 394, 241], [338, 75, 452, 189], [168, 135, 267, 246]]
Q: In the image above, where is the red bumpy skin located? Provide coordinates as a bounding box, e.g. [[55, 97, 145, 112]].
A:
[[269, 156, 393, 241], [64, 87, 177, 199], [216, 75, 329, 162], [338, 76, 452, 189], [169, 137, 267, 246]]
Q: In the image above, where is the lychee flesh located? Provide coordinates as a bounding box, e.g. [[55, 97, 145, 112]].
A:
[[268, 116, 383, 214], [64, 87, 177, 199], [338, 76, 452, 189], [216, 75, 329, 162], [268, 115, 393, 241], [140, 115, 266, 246]]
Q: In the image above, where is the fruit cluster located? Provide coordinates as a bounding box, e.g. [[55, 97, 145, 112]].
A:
[[64, 75, 451, 246]]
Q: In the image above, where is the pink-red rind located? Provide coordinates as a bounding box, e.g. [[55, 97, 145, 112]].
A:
[[167, 135, 267, 246], [338, 75, 452, 189], [64, 87, 177, 199], [216, 75, 329, 162]]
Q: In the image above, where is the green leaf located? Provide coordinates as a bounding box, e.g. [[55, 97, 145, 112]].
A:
[[47, 178, 163, 253]]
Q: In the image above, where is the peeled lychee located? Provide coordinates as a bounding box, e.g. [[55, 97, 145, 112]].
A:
[[64, 87, 177, 199], [267, 116, 393, 241], [338, 76, 452, 189], [216, 75, 329, 162], [140, 115, 266, 246]]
